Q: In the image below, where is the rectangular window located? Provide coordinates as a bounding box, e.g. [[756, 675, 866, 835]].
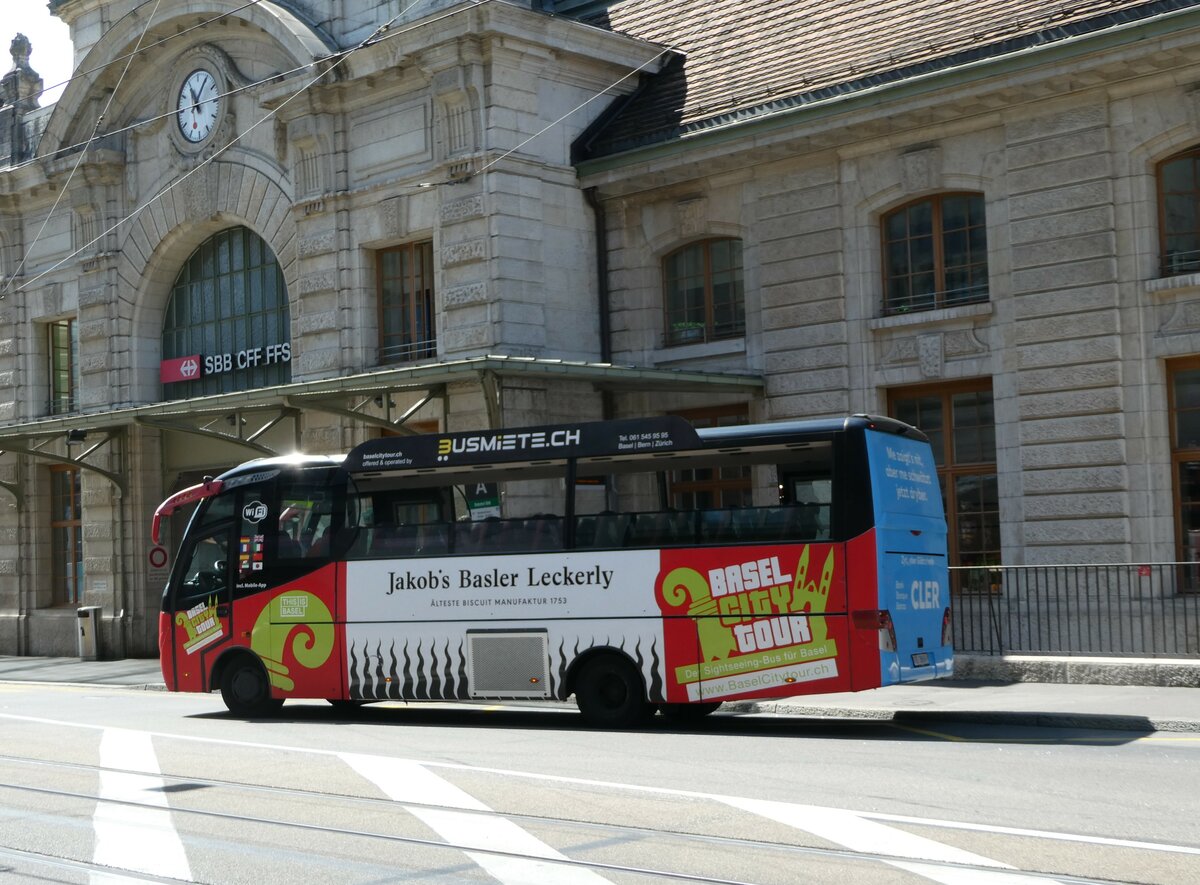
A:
[[379, 241, 436, 364], [1169, 359, 1200, 590], [882, 194, 988, 315], [890, 382, 998, 592], [50, 466, 83, 606], [48, 319, 78, 416], [1159, 150, 1200, 275], [663, 239, 745, 346]]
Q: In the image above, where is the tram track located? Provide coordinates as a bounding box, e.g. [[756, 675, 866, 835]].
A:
[[0, 751, 1168, 885]]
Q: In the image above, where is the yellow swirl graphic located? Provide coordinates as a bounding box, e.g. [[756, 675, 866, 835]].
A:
[[662, 566, 739, 662], [250, 591, 335, 692]]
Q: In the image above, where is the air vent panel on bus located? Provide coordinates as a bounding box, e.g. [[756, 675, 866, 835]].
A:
[[467, 631, 551, 698]]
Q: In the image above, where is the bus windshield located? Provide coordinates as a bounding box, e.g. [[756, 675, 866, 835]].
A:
[[156, 415, 951, 725]]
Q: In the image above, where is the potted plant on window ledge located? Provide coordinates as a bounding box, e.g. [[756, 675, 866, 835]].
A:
[[671, 321, 705, 344]]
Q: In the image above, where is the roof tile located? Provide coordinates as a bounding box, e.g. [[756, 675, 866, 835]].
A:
[[578, 0, 1194, 158]]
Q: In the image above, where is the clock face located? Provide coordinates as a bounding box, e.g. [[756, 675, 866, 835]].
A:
[[177, 69, 219, 144]]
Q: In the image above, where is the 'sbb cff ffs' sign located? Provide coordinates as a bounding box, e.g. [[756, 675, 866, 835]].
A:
[[160, 344, 291, 384]]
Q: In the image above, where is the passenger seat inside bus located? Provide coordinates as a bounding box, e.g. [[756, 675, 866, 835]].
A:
[[306, 527, 331, 558], [415, 523, 449, 555], [526, 515, 562, 550], [591, 511, 629, 548], [277, 531, 303, 559]]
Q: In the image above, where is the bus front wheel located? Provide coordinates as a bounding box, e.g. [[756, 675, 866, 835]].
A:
[[220, 657, 283, 717], [574, 654, 651, 728]]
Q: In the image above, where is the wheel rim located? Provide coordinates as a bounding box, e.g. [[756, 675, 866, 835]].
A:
[[598, 672, 628, 709], [231, 666, 264, 706]]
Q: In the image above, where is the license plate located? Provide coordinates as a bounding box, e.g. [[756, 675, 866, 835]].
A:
[[911, 652, 931, 667]]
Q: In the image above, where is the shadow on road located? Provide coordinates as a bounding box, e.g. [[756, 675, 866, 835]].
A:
[[187, 701, 1153, 746]]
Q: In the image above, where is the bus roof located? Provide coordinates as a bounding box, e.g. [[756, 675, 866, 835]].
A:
[[696, 414, 927, 446], [342, 414, 925, 475], [214, 452, 345, 482]]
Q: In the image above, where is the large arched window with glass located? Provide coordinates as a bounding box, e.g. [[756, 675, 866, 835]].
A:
[[1159, 147, 1200, 276], [882, 193, 988, 315], [161, 227, 291, 399], [663, 238, 744, 346]]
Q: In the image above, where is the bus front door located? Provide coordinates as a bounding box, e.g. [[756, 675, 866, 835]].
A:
[[165, 517, 237, 693]]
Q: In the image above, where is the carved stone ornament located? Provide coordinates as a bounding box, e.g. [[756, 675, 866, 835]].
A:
[[918, 333, 944, 378], [901, 146, 942, 194], [677, 198, 708, 239]]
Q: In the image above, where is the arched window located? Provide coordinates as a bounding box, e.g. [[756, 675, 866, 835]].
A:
[[161, 227, 291, 398], [1159, 147, 1200, 276], [882, 193, 988, 315], [663, 238, 744, 346]]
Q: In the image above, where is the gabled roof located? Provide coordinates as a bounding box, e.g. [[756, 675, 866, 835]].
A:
[[571, 0, 1200, 160]]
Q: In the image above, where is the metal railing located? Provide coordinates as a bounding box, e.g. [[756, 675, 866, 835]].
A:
[[950, 564, 1200, 658]]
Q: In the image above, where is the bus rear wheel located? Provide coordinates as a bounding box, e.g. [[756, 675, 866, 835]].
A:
[[220, 657, 283, 717], [574, 654, 651, 728]]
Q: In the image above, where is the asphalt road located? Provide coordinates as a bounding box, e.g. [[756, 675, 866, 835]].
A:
[[1, 683, 1197, 884]]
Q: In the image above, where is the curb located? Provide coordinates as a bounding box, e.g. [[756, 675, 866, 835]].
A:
[[951, 654, 1200, 688], [735, 700, 1200, 733]]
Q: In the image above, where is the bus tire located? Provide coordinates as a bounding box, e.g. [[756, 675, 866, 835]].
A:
[[574, 654, 651, 728], [659, 701, 722, 722], [220, 657, 283, 717]]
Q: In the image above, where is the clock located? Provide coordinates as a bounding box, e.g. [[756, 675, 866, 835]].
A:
[[176, 68, 220, 144]]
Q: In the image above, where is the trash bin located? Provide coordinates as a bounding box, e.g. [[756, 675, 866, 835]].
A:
[[77, 606, 101, 661]]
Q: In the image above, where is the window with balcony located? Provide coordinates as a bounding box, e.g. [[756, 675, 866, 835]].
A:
[[379, 241, 436, 364], [882, 193, 988, 315], [663, 238, 744, 346], [1159, 147, 1200, 276]]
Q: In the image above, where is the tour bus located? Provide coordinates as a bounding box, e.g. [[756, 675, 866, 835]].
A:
[[153, 414, 952, 726]]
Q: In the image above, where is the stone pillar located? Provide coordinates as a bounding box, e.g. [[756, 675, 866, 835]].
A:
[[1006, 104, 1128, 564]]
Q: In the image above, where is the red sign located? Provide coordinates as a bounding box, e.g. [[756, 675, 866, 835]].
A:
[[160, 354, 203, 384], [148, 545, 169, 570]]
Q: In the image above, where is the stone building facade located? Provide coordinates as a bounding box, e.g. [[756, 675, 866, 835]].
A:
[[1, 0, 1199, 656]]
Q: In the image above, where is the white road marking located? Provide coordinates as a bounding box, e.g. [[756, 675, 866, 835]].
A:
[[6, 711, 1197, 862], [723, 797, 1061, 884], [92, 728, 191, 882], [341, 753, 610, 884]]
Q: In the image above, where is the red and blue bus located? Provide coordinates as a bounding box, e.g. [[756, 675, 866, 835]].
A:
[[153, 415, 952, 726]]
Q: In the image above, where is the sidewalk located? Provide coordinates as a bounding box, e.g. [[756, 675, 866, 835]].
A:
[[2, 654, 1199, 733], [0, 654, 165, 688]]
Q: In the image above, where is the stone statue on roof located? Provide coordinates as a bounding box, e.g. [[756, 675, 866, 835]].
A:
[[2, 33, 44, 110], [10, 34, 32, 73]]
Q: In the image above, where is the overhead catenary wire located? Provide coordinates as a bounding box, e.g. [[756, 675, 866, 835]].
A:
[[6, 0, 483, 297], [15, 0, 272, 111], [6, 0, 669, 297], [474, 43, 674, 179], [3, 0, 165, 297], [2, 0, 494, 181]]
